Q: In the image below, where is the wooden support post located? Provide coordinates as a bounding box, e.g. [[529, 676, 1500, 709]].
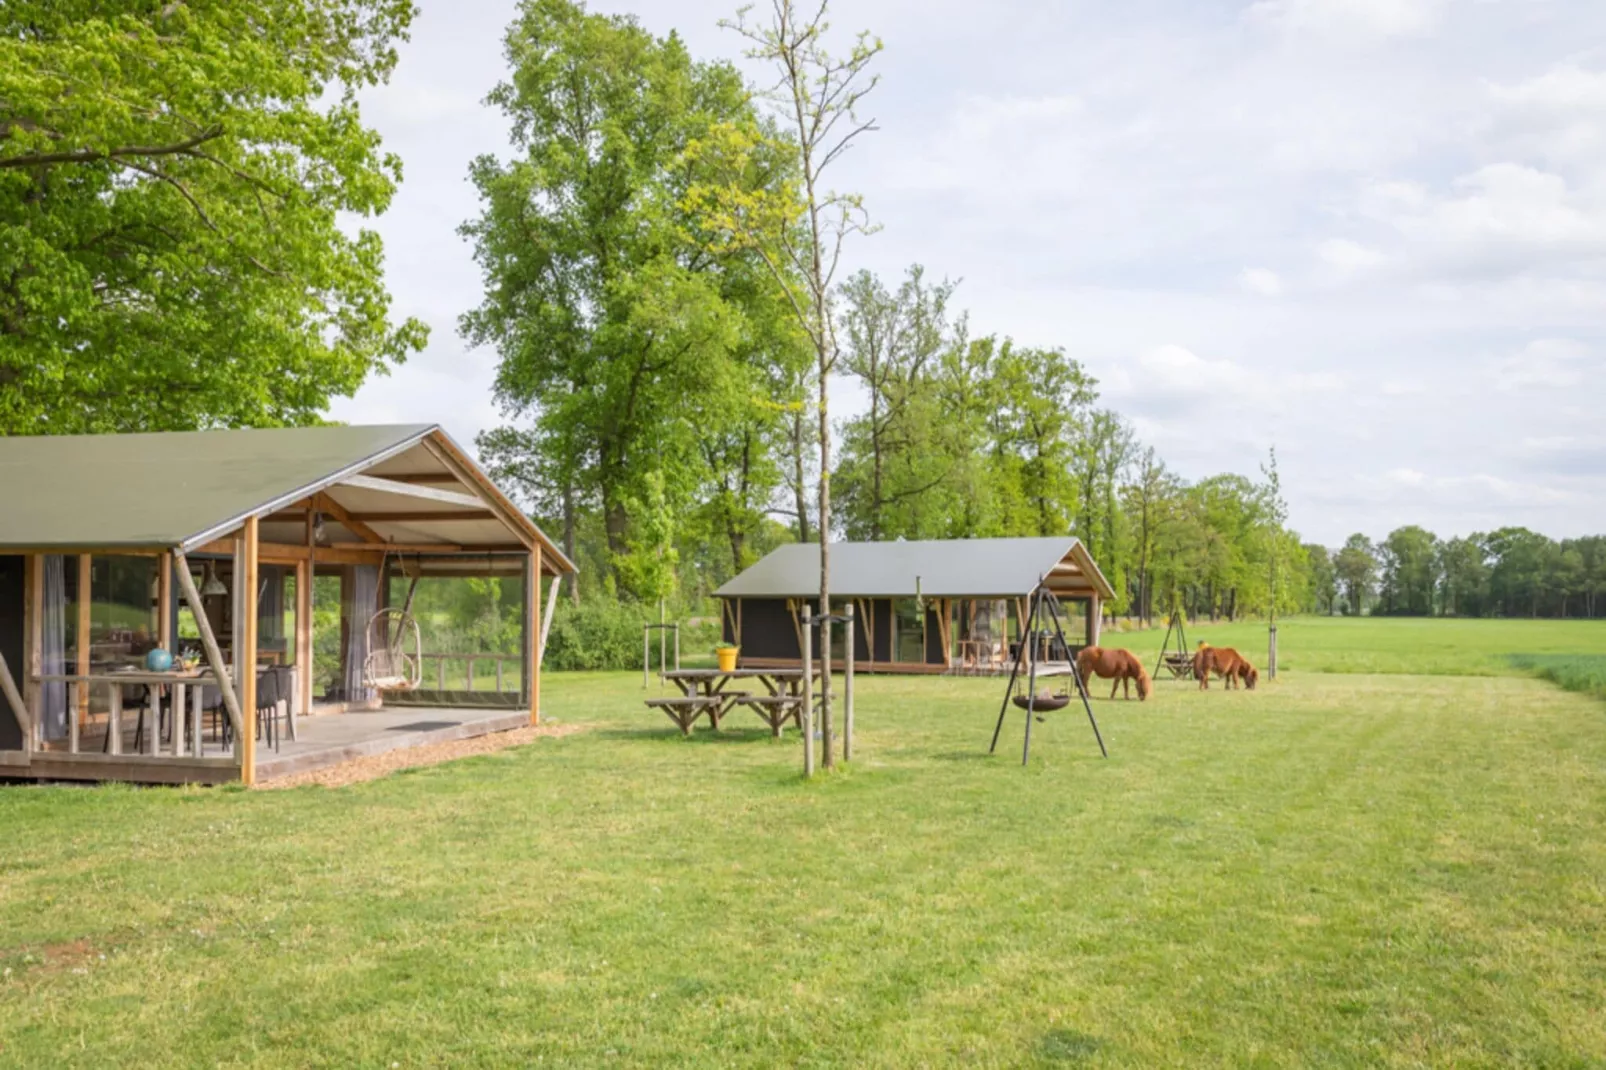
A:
[[24, 554, 41, 750], [295, 557, 312, 719], [800, 604, 814, 778], [1268, 625, 1278, 681], [67, 684, 80, 753], [528, 547, 542, 725], [189, 684, 202, 756], [76, 554, 90, 726], [843, 602, 855, 764], [108, 684, 122, 756], [496, 659, 504, 693], [466, 658, 475, 692], [1087, 596, 1101, 647], [642, 624, 650, 690], [172, 683, 187, 757], [157, 554, 173, 651], [173, 552, 243, 756], [0, 653, 32, 748], [240, 517, 259, 784]]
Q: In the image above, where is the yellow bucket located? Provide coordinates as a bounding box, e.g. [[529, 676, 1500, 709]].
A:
[[716, 647, 739, 672]]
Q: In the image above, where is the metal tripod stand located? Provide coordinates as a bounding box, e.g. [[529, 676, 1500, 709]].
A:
[[988, 583, 1108, 766]]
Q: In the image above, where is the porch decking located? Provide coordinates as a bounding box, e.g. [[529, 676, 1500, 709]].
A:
[[254, 707, 529, 782], [6, 707, 530, 785]]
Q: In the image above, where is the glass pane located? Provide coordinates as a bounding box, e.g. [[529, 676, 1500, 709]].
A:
[[894, 599, 924, 663]]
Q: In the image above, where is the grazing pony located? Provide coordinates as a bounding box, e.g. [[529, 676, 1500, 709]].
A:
[[1076, 646, 1152, 700], [1194, 646, 1258, 690]]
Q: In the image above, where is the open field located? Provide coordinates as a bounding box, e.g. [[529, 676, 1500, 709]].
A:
[[1118, 614, 1606, 676], [1, 618, 1604, 1067]]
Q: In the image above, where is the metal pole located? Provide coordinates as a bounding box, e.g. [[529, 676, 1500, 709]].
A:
[[659, 599, 666, 683], [1022, 589, 1039, 766], [673, 624, 680, 673], [843, 603, 855, 762], [643, 625, 649, 690], [1268, 624, 1278, 681], [800, 605, 815, 778]]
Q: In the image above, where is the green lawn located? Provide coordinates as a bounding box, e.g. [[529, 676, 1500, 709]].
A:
[[1, 618, 1604, 1067], [1117, 613, 1606, 676]]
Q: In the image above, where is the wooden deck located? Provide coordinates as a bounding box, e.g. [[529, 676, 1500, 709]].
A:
[[3, 706, 530, 785], [254, 707, 529, 782]]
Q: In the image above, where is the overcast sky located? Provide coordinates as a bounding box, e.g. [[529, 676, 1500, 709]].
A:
[[327, 0, 1606, 546]]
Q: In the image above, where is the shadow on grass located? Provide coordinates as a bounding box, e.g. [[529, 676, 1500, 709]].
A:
[[1039, 1028, 1102, 1063], [593, 726, 784, 746]]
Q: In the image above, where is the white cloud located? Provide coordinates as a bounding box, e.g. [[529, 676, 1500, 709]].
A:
[[1492, 337, 1596, 389], [1244, 0, 1449, 37], [1487, 62, 1606, 165], [1317, 238, 1387, 274], [1385, 467, 1427, 486], [1240, 267, 1284, 295]]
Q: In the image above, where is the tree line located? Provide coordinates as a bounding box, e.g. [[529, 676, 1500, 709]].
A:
[[1315, 529, 1606, 619], [462, 0, 1317, 628]]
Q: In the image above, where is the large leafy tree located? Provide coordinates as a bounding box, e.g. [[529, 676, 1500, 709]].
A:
[[0, 0, 426, 433], [461, 0, 803, 593]]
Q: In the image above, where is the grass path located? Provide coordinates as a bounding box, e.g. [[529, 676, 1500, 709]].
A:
[[1, 623, 1604, 1066]]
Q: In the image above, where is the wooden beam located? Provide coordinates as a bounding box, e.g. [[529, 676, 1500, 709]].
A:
[[416, 435, 543, 555], [361, 472, 460, 484], [76, 554, 90, 724], [24, 555, 41, 749], [340, 510, 498, 523], [240, 517, 259, 786], [172, 551, 243, 742], [337, 474, 484, 511], [157, 554, 173, 651], [314, 492, 385, 544], [295, 558, 312, 718], [0, 652, 32, 742], [540, 574, 560, 662], [526, 547, 541, 726]]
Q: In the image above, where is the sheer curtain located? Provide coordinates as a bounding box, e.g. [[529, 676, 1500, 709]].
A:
[[343, 565, 378, 705], [41, 556, 66, 740]]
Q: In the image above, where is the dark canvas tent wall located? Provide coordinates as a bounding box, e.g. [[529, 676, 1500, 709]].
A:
[[715, 537, 1114, 673]]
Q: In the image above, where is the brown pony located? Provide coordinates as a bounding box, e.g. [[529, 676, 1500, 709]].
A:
[[1076, 646, 1152, 700], [1194, 645, 1258, 690]]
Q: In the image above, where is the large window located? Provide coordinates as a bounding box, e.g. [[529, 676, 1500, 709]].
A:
[[64, 555, 160, 674]]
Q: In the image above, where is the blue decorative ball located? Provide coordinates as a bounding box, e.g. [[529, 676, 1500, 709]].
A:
[[145, 648, 174, 672]]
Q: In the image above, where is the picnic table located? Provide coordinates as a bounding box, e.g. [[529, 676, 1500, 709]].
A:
[[649, 667, 819, 737]]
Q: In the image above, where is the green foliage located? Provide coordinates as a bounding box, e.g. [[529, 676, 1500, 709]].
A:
[[462, 0, 806, 593], [541, 597, 717, 671], [0, 0, 427, 433]]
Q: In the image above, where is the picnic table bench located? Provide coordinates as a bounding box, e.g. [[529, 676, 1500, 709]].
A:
[[644, 695, 726, 735], [651, 667, 818, 737]]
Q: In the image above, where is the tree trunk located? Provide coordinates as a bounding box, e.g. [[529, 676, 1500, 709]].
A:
[[563, 482, 580, 606], [792, 408, 811, 544]]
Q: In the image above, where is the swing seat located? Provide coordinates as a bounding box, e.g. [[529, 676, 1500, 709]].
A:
[[1013, 691, 1070, 712], [363, 607, 423, 692]]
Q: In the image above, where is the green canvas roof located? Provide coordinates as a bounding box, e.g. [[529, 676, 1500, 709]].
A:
[[713, 537, 1114, 600], [0, 424, 439, 551]]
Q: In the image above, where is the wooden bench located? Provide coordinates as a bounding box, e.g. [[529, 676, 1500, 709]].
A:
[[644, 696, 722, 736], [736, 694, 803, 736]]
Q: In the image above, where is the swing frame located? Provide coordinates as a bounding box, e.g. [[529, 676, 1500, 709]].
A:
[[988, 582, 1108, 766]]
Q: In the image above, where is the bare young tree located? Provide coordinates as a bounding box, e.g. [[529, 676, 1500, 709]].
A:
[[712, 0, 883, 771]]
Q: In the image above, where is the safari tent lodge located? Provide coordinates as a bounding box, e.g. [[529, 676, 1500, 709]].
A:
[[715, 537, 1115, 674], [0, 424, 574, 786]]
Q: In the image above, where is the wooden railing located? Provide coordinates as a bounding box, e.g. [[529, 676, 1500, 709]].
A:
[[28, 673, 239, 759], [422, 652, 521, 694]]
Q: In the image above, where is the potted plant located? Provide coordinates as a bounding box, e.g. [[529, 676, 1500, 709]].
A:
[[715, 643, 739, 672]]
